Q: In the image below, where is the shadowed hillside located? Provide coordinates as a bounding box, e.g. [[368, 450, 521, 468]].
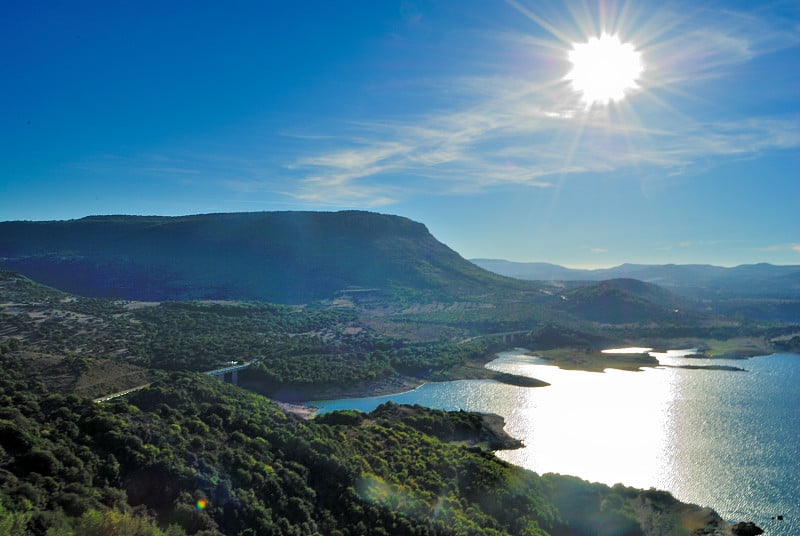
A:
[[0, 211, 527, 303], [472, 259, 800, 299], [472, 259, 800, 322], [561, 278, 691, 324]]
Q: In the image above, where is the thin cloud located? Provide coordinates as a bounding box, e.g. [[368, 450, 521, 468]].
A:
[[296, 143, 410, 171], [761, 244, 800, 253], [282, 84, 799, 204], [63, 3, 800, 210], [640, 3, 799, 85], [276, 3, 800, 206]]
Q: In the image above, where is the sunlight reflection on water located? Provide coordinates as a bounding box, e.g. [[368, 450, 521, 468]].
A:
[[600, 346, 654, 354], [310, 350, 800, 533], [488, 354, 676, 489]]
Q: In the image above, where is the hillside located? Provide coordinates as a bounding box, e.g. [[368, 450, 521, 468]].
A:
[[0, 272, 772, 536], [1, 210, 761, 336], [0, 211, 724, 327], [0, 212, 529, 304], [470, 259, 800, 297], [560, 278, 691, 324], [0, 354, 742, 535], [472, 258, 800, 322]]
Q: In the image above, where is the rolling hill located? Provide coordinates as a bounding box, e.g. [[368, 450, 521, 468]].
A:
[[472, 258, 800, 322], [0, 211, 730, 327], [560, 278, 689, 324], [470, 258, 800, 297]]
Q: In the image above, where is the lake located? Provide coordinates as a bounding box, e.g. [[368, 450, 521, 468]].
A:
[[309, 349, 800, 534]]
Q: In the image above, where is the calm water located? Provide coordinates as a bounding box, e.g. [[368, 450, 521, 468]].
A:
[[310, 350, 800, 534]]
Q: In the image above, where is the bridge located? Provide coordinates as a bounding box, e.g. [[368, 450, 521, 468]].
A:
[[204, 362, 252, 386], [94, 361, 254, 403]]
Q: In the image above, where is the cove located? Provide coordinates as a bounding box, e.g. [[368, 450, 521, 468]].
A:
[[309, 349, 800, 534]]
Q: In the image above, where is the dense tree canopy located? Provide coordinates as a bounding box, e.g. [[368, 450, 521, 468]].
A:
[[0, 354, 727, 536]]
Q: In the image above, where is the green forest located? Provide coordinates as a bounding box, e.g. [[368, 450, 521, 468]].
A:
[[0, 352, 727, 536], [0, 268, 785, 534]]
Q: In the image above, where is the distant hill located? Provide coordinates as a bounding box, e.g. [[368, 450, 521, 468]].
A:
[[0, 211, 744, 325], [0, 211, 528, 303], [560, 278, 689, 324], [470, 258, 800, 298], [471, 258, 800, 322]]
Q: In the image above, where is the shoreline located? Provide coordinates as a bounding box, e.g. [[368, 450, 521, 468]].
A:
[[265, 341, 779, 417], [269, 347, 773, 534], [244, 350, 549, 409], [270, 346, 775, 536]]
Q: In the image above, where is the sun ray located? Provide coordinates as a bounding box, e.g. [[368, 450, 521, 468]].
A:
[[608, 101, 651, 172], [626, 7, 695, 51], [535, 94, 593, 236], [597, 0, 610, 32], [566, 1, 600, 42], [613, 0, 643, 40], [505, 0, 577, 45]]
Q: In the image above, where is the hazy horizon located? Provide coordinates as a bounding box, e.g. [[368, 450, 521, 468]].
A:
[[3, 209, 799, 270], [2, 1, 798, 267], [470, 258, 800, 269]]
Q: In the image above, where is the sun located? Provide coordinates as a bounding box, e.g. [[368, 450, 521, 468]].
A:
[[566, 33, 643, 107]]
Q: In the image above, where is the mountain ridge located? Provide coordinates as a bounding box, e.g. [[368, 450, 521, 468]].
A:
[[471, 258, 800, 295], [471, 258, 800, 322], [0, 211, 530, 304]]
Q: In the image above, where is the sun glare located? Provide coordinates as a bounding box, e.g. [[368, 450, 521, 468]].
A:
[[566, 33, 643, 107]]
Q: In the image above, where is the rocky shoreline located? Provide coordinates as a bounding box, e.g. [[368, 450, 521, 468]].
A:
[[477, 412, 524, 450]]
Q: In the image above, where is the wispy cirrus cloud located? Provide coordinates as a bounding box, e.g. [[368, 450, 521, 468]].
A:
[[66, 3, 800, 211], [294, 142, 410, 172], [273, 3, 800, 207], [279, 77, 799, 205], [756, 243, 800, 254]]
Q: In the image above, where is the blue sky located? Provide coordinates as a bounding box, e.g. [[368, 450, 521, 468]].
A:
[[2, 0, 798, 267]]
